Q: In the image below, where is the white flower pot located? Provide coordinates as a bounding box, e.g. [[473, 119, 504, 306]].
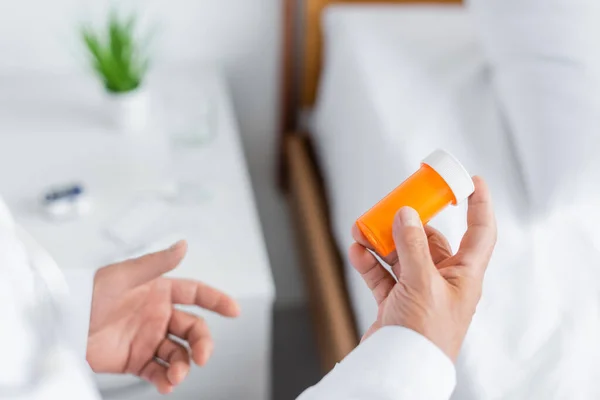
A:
[[107, 87, 151, 134]]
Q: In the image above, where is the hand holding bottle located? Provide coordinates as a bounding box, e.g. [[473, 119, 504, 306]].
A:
[[350, 177, 496, 360]]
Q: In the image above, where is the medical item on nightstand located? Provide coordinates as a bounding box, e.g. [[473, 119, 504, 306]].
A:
[[42, 184, 91, 220]]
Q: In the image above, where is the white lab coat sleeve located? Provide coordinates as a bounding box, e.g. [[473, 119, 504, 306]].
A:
[[12, 225, 96, 362], [297, 326, 456, 400], [63, 268, 96, 361]]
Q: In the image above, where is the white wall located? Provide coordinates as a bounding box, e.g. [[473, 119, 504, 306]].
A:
[[0, 0, 305, 307]]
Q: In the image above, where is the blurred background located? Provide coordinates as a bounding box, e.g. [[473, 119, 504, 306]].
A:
[[2, 0, 600, 399]]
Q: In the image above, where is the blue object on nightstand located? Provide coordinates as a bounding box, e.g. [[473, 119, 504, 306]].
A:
[[42, 183, 91, 220]]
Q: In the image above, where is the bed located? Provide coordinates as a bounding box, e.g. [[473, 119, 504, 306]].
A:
[[312, 4, 489, 336], [282, 0, 529, 378], [283, 0, 479, 371], [282, 0, 600, 399], [283, 1, 600, 399]]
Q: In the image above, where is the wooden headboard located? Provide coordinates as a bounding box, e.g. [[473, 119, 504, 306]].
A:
[[302, 0, 462, 107]]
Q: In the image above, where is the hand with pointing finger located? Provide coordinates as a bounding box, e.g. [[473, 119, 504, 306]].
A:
[[86, 240, 240, 394], [350, 177, 496, 361]]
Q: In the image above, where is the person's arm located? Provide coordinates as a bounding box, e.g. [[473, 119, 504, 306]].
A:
[[297, 327, 455, 400]]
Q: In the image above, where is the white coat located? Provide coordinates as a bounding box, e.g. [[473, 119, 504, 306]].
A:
[[0, 197, 457, 399]]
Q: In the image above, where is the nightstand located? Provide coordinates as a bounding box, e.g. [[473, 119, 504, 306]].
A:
[[0, 67, 275, 399]]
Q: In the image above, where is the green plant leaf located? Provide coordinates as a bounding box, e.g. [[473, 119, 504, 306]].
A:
[[80, 9, 151, 93]]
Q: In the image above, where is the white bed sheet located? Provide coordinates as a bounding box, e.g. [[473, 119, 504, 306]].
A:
[[311, 5, 600, 399]]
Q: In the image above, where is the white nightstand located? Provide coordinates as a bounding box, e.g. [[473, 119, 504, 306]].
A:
[[0, 67, 275, 399]]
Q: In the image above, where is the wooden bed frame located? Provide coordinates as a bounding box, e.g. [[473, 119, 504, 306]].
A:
[[280, 0, 462, 373]]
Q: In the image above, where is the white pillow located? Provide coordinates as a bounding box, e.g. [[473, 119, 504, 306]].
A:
[[468, 0, 600, 218]]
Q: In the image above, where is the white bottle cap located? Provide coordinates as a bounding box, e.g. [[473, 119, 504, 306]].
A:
[[422, 149, 475, 204]]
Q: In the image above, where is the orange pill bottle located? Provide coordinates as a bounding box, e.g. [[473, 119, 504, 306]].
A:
[[356, 149, 474, 256]]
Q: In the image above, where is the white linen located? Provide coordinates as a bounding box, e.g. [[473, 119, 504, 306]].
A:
[[312, 5, 600, 399]]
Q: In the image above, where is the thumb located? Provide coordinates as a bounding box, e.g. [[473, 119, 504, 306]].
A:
[[392, 208, 435, 281], [100, 240, 188, 291]]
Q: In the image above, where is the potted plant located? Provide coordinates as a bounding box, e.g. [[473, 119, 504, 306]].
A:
[[81, 11, 151, 134]]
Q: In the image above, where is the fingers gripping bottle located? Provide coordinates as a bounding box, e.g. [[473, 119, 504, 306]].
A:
[[356, 149, 475, 256]]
